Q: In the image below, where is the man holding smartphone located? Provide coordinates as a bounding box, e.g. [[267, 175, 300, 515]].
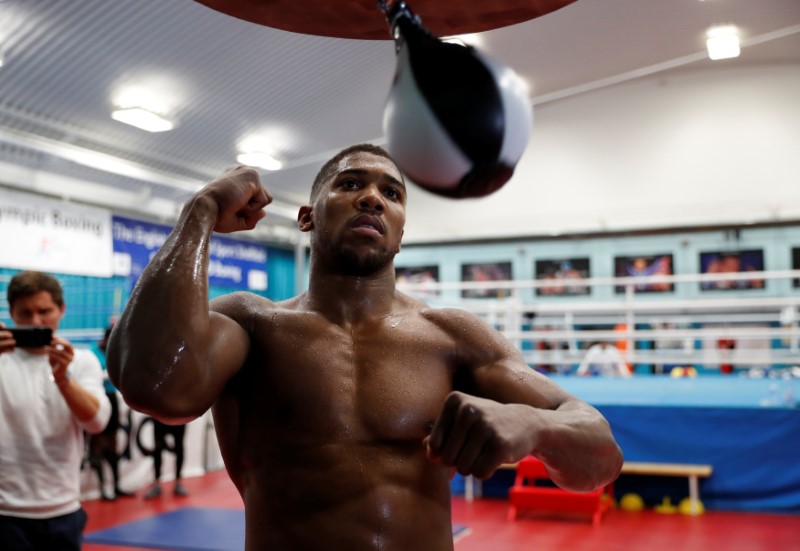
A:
[[0, 271, 111, 551]]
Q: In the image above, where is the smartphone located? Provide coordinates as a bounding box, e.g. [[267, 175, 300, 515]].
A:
[[8, 327, 54, 348]]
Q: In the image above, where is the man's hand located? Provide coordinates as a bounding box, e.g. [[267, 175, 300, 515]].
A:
[[48, 336, 74, 384], [426, 391, 535, 479], [0, 322, 13, 355], [203, 165, 272, 234]]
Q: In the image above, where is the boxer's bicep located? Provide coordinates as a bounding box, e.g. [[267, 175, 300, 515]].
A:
[[206, 311, 250, 383], [444, 309, 570, 411]]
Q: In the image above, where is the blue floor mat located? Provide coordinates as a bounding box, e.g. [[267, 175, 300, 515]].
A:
[[86, 507, 468, 550], [85, 508, 244, 551]]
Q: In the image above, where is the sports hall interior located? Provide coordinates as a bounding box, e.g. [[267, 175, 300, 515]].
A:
[[0, 0, 798, 549]]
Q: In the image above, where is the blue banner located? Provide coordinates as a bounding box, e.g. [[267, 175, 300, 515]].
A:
[[112, 216, 268, 291]]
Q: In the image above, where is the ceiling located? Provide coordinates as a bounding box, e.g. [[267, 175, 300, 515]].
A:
[[0, 0, 798, 246]]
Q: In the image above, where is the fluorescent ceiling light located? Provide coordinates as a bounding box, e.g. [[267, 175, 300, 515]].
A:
[[237, 151, 283, 171], [111, 107, 174, 132], [706, 26, 740, 60]]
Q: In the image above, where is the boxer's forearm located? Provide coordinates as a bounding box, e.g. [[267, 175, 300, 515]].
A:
[[107, 195, 218, 421], [531, 401, 623, 492]]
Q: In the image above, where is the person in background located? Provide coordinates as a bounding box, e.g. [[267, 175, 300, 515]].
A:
[[577, 341, 632, 377], [0, 271, 111, 551], [86, 325, 134, 501], [142, 418, 190, 499]]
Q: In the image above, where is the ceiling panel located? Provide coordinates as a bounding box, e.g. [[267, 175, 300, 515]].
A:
[[0, 0, 798, 245]]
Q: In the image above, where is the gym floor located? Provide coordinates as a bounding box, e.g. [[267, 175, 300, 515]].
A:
[[82, 470, 799, 551]]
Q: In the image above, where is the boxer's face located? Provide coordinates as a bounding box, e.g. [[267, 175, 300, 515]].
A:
[[301, 152, 406, 275]]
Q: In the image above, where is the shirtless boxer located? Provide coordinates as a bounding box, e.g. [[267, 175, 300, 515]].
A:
[[107, 144, 622, 550]]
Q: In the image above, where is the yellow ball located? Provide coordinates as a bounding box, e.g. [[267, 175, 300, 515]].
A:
[[670, 367, 685, 378], [678, 497, 705, 515], [654, 496, 677, 514], [619, 493, 645, 512]]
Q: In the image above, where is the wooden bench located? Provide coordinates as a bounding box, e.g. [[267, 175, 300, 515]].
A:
[[619, 461, 713, 515], [465, 461, 713, 516]]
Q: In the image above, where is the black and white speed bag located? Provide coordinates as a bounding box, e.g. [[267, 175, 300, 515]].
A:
[[382, 5, 533, 198]]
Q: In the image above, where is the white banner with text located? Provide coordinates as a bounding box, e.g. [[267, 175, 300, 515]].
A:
[[0, 188, 113, 277]]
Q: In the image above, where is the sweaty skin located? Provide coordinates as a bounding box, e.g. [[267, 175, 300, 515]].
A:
[[108, 151, 622, 550]]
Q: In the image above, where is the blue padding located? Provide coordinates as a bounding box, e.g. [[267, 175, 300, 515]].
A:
[[85, 508, 245, 551], [86, 507, 469, 549], [548, 375, 794, 408], [600, 405, 800, 512], [468, 405, 800, 512]]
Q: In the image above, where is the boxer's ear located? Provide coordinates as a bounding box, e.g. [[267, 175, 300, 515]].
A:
[[298, 206, 313, 232]]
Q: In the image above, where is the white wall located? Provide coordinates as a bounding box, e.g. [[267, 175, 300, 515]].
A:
[[403, 63, 800, 243]]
